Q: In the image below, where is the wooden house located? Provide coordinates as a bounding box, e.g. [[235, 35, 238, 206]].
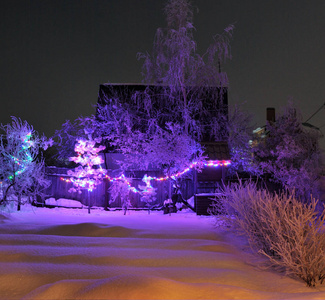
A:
[[95, 83, 231, 213]]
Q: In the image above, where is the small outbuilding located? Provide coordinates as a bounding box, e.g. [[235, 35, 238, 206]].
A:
[[194, 141, 231, 215]]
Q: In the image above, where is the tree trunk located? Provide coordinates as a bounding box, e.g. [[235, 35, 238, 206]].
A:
[[2, 182, 14, 205], [181, 84, 189, 135], [104, 177, 109, 211], [167, 168, 172, 199], [88, 190, 91, 214], [17, 194, 21, 211]]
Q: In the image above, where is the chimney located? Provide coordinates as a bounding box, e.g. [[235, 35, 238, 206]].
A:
[[266, 107, 275, 124]]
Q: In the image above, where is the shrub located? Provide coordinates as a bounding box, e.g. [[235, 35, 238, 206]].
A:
[[217, 180, 325, 287]]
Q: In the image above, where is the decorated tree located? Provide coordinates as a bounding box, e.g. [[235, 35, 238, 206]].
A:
[[138, 174, 157, 214], [0, 117, 51, 210], [66, 134, 106, 213]]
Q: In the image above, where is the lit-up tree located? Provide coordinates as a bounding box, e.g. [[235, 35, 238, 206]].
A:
[[138, 174, 157, 214], [52, 115, 104, 166], [67, 135, 106, 213], [0, 117, 51, 210]]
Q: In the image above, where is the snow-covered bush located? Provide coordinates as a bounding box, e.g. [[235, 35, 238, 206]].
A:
[[218, 180, 325, 287]]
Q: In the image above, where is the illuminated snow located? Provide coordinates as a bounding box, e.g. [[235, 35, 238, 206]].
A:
[[0, 205, 324, 299]]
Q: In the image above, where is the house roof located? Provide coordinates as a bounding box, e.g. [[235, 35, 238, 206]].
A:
[[201, 142, 231, 161]]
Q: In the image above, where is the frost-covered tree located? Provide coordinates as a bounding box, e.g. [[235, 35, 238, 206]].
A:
[[67, 134, 106, 213], [120, 123, 202, 171], [52, 116, 103, 166], [0, 117, 51, 210], [253, 101, 323, 200], [109, 179, 132, 215], [139, 0, 233, 88], [95, 0, 233, 166], [94, 0, 234, 202], [141, 123, 204, 197], [138, 0, 234, 137], [138, 174, 157, 214], [116, 122, 204, 198], [96, 91, 205, 171]]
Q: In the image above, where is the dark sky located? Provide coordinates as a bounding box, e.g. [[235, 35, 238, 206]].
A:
[[1, 0, 325, 143]]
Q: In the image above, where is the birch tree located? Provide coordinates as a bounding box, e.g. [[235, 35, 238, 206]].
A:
[[0, 117, 51, 210], [138, 0, 234, 138]]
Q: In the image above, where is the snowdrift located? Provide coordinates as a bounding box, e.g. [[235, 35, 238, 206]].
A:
[[0, 206, 324, 299]]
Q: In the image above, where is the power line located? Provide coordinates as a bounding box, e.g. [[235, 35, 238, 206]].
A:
[[305, 102, 325, 123]]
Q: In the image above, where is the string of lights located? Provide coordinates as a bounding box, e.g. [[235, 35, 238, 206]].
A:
[[6, 132, 34, 180], [61, 159, 231, 194], [64, 138, 107, 192]]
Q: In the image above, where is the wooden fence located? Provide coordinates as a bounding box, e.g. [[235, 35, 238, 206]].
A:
[[44, 167, 194, 209]]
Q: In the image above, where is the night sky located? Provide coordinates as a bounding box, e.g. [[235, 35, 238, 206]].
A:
[[1, 0, 325, 145]]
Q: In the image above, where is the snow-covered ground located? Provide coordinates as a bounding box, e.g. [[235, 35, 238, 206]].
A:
[[0, 205, 324, 299]]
